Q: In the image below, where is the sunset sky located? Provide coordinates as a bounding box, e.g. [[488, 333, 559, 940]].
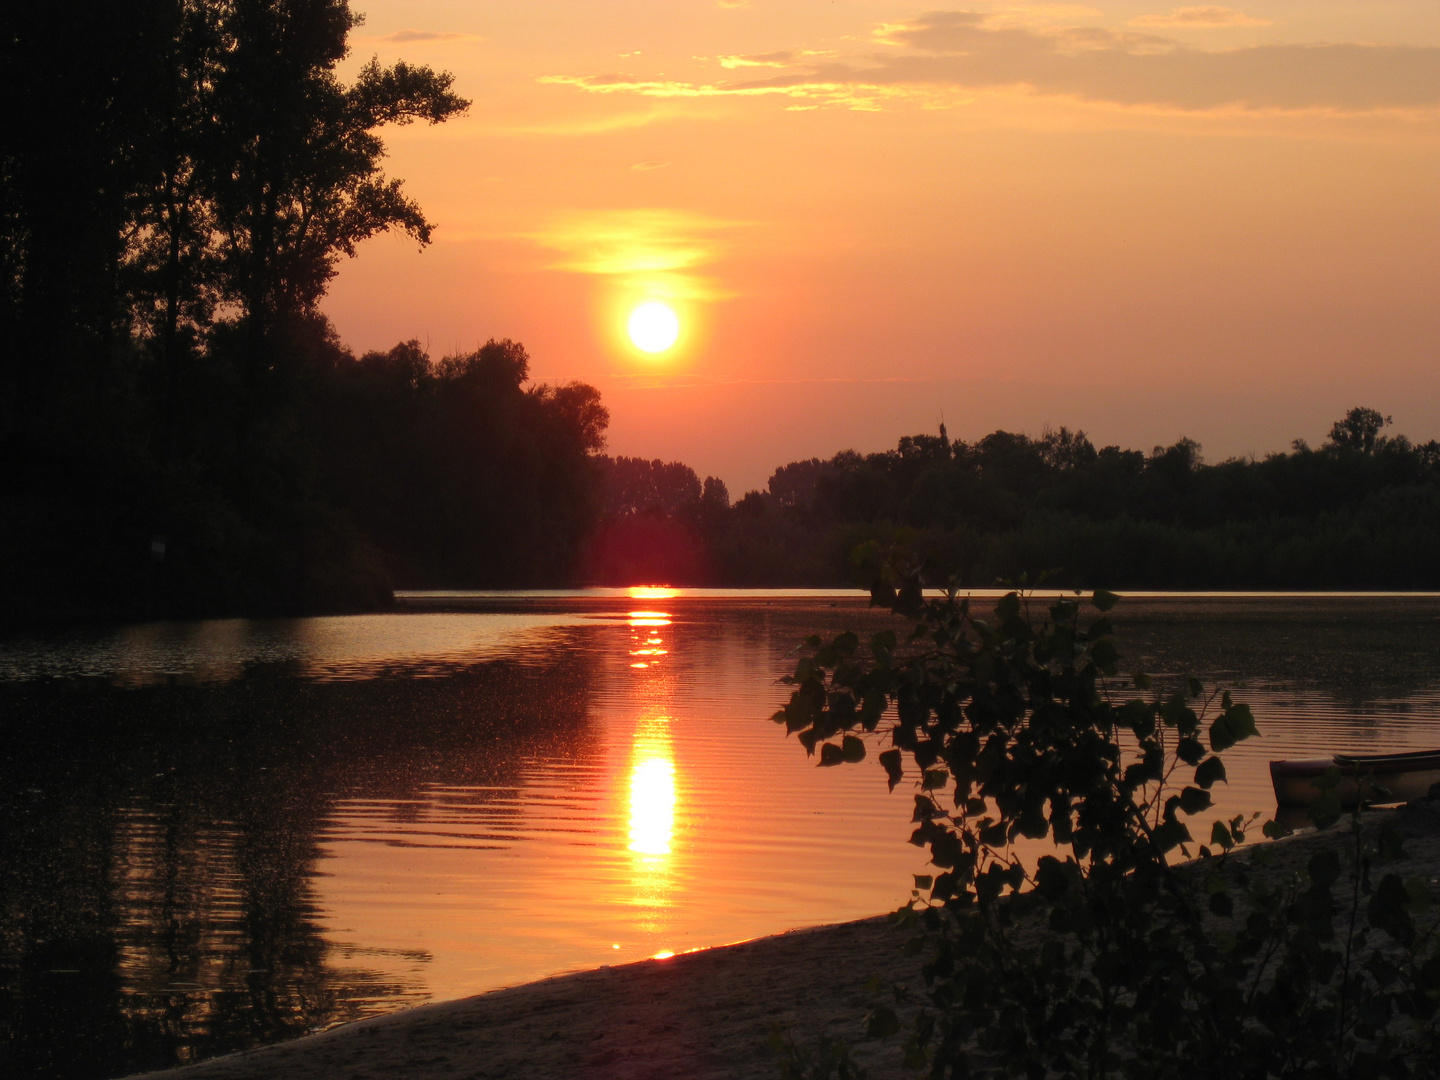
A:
[[323, 2, 1440, 493]]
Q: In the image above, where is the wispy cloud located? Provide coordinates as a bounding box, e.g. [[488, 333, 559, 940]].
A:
[[719, 51, 796, 70], [547, 10, 1440, 113], [631, 160, 671, 171], [377, 30, 480, 43], [540, 74, 929, 113], [1130, 6, 1274, 29], [525, 209, 740, 299], [478, 107, 683, 138]]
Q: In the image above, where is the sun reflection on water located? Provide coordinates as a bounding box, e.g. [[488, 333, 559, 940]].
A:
[[623, 609, 679, 932], [628, 749, 675, 856]]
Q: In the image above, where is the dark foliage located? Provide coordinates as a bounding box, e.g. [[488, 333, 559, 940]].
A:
[[773, 563, 1440, 1077], [609, 410, 1440, 589], [584, 455, 730, 585], [1, 3, 607, 617], [317, 338, 608, 588]]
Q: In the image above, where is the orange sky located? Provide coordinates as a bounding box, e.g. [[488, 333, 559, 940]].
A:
[[322, 2, 1440, 493]]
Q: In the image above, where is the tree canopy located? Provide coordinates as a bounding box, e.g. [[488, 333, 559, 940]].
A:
[[0, 3, 608, 617]]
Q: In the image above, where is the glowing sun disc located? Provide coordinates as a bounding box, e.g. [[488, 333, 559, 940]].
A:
[[628, 302, 679, 353]]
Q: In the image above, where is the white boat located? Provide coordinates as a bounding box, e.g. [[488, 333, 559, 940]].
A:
[[1270, 749, 1440, 808]]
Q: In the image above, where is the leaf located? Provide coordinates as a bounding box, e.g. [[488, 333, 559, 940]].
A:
[[1153, 819, 1193, 853], [1178, 786, 1212, 816], [1092, 588, 1119, 612], [1132, 671, 1152, 691], [1210, 820, 1234, 850], [1119, 699, 1155, 737], [1378, 819, 1407, 862], [865, 1005, 901, 1040], [1228, 702, 1258, 739], [1404, 877, 1431, 916], [1262, 818, 1290, 840], [1307, 848, 1342, 888], [879, 748, 904, 792], [996, 592, 1021, 621], [819, 742, 845, 767], [923, 768, 949, 791], [912, 795, 940, 822], [1161, 694, 1199, 737], [1176, 737, 1206, 765], [842, 735, 866, 763], [1210, 700, 1261, 752], [1089, 638, 1118, 670], [1367, 873, 1416, 944], [1207, 714, 1240, 752], [1194, 756, 1227, 789], [860, 693, 887, 731], [914, 874, 933, 891]]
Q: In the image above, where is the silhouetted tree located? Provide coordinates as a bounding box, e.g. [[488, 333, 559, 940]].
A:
[[1326, 406, 1392, 454], [0, 1, 484, 617]]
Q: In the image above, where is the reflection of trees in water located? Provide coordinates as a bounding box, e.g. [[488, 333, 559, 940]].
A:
[[0, 645, 597, 1080]]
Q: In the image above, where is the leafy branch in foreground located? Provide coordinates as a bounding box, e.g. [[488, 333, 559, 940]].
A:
[[773, 554, 1440, 1078]]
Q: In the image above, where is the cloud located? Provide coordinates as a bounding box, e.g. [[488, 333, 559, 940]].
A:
[[540, 74, 920, 113], [378, 30, 478, 43], [719, 51, 796, 69], [525, 209, 740, 299], [631, 160, 671, 171], [1130, 6, 1273, 28], [548, 10, 1440, 113]]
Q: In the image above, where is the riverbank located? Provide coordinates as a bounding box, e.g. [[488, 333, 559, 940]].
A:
[[127, 808, 1440, 1080], [127, 914, 925, 1080]]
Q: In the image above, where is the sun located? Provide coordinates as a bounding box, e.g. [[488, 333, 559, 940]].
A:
[[628, 301, 679, 353]]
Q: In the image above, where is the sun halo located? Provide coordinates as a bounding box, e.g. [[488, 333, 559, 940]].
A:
[[628, 301, 680, 354]]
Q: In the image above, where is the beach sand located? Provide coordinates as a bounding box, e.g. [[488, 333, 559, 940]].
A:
[[127, 809, 1440, 1080]]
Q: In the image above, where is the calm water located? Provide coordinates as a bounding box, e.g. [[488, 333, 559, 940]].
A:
[[3, 591, 1440, 1078]]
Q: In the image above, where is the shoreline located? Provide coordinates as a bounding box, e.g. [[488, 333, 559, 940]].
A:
[[126, 914, 926, 1080], [126, 808, 1440, 1080]]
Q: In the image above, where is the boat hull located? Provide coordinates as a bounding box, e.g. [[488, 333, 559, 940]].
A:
[[1269, 750, 1440, 808]]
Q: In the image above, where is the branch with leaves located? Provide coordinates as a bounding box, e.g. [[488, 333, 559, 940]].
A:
[[773, 552, 1440, 1079]]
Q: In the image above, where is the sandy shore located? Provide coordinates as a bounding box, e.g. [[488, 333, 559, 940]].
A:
[[127, 916, 926, 1080], [128, 808, 1440, 1080]]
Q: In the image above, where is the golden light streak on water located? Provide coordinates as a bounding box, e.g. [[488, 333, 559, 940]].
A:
[[628, 751, 676, 857], [625, 709, 678, 936]]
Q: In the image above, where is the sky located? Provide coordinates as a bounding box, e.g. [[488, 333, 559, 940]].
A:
[[322, 1, 1440, 494]]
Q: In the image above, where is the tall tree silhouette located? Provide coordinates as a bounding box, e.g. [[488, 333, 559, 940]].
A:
[[204, 2, 466, 351], [1325, 406, 1392, 454], [0, 1, 483, 618]]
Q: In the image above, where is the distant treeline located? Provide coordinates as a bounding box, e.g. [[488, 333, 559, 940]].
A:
[[590, 408, 1440, 590]]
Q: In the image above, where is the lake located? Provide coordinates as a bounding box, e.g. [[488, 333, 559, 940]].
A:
[[3, 590, 1440, 1079]]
